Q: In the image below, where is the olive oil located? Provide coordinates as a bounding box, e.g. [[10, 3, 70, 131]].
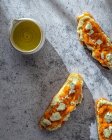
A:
[[12, 20, 41, 51]]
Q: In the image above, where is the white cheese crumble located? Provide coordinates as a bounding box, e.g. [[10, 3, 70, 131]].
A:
[[96, 39, 103, 45], [77, 16, 92, 31], [72, 78, 78, 84], [77, 16, 92, 41], [69, 79, 77, 95], [109, 126, 112, 133], [70, 83, 75, 89], [85, 23, 92, 30], [57, 103, 66, 111], [104, 112, 112, 123], [88, 30, 94, 35], [50, 112, 61, 121], [69, 89, 75, 95], [106, 53, 112, 62], [41, 118, 51, 127], [101, 52, 105, 59], [51, 95, 62, 106], [104, 128, 111, 138]]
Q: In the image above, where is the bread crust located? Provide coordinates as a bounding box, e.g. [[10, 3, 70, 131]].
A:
[[77, 12, 112, 69], [96, 98, 112, 140], [39, 73, 83, 131]]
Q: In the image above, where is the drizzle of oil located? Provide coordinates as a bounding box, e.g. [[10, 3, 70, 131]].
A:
[[12, 20, 41, 51]]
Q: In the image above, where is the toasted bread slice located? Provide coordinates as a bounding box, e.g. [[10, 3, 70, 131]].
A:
[[77, 12, 112, 69], [39, 73, 83, 131], [96, 98, 112, 140]]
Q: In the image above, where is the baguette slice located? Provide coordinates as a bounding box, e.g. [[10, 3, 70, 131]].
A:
[[96, 98, 112, 140], [77, 12, 112, 69], [39, 73, 83, 131]]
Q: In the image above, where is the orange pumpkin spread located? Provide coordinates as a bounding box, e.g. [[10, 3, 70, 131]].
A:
[[77, 12, 112, 69], [96, 98, 112, 140], [39, 73, 83, 131]]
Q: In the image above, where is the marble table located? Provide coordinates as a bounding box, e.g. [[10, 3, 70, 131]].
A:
[[0, 0, 112, 140]]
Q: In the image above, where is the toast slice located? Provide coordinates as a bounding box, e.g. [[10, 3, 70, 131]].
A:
[[96, 98, 112, 140], [77, 12, 112, 69], [39, 73, 83, 131]]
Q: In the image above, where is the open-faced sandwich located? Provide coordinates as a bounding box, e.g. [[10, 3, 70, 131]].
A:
[[96, 98, 112, 140], [39, 73, 83, 131], [77, 12, 112, 69]]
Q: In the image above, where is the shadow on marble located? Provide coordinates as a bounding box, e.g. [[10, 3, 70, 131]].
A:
[[0, 4, 95, 139], [0, 2, 95, 140], [38, 82, 95, 140], [0, 39, 69, 140], [0, 4, 12, 72]]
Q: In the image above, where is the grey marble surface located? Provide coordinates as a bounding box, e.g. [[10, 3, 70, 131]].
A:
[[0, 0, 112, 140]]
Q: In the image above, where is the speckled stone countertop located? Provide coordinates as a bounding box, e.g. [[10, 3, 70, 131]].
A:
[[0, 0, 112, 140]]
